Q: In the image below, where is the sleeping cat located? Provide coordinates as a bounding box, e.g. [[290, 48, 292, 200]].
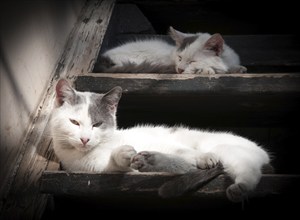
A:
[[51, 79, 270, 202], [96, 27, 246, 74]]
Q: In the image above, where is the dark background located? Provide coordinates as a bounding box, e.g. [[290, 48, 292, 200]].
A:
[[118, 0, 299, 35]]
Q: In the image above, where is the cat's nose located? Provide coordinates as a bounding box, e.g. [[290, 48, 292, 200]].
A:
[[177, 68, 184, 74], [80, 138, 90, 145]]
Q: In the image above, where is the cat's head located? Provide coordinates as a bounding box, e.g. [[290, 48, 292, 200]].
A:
[[51, 79, 122, 152], [169, 27, 228, 74]]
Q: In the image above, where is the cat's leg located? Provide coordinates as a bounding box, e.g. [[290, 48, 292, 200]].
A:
[[226, 167, 262, 202], [208, 142, 269, 202], [228, 65, 247, 73], [225, 163, 262, 202], [226, 163, 273, 200], [105, 145, 137, 172], [130, 151, 196, 174]]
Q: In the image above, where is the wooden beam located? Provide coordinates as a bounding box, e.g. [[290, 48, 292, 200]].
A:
[[0, 1, 115, 219], [74, 73, 300, 127], [40, 171, 300, 199], [54, 0, 115, 79], [76, 73, 300, 94]]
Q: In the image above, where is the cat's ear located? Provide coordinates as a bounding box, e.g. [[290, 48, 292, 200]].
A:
[[55, 79, 76, 106], [169, 26, 186, 47], [203, 33, 224, 56], [102, 86, 122, 113]]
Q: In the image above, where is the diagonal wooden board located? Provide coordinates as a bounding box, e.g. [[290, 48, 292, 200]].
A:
[[0, 0, 115, 218]]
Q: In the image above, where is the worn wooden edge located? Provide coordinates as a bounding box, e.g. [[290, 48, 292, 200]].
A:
[[83, 72, 300, 79], [75, 73, 300, 94], [0, 1, 115, 219], [40, 171, 300, 199], [58, 0, 115, 79]]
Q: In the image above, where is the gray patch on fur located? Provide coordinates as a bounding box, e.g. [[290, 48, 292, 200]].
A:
[[69, 93, 86, 106], [131, 151, 196, 173], [94, 60, 176, 73], [88, 93, 115, 128], [177, 36, 198, 51], [94, 55, 116, 71]]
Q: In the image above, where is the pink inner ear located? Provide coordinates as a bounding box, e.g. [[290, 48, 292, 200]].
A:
[[56, 79, 70, 106], [204, 33, 224, 56]]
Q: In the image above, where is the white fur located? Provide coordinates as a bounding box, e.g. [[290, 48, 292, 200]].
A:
[[51, 90, 269, 192], [103, 39, 175, 68], [101, 28, 243, 74]]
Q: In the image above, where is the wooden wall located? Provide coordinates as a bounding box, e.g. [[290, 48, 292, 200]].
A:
[[0, 0, 85, 208]]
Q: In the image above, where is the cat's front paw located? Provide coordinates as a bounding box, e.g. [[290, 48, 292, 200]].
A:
[[196, 153, 219, 169], [229, 65, 247, 73], [130, 151, 156, 172], [194, 67, 215, 75], [112, 145, 137, 168], [226, 183, 248, 202]]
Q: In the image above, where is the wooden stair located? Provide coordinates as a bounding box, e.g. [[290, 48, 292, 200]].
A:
[[19, 0, 300, 217]]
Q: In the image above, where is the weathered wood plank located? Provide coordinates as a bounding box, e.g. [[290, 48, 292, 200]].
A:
[[40, 171, 300, 199], [75, 73, 300, 127], [45, 145, 60, 171], [0, 1, 115, 219], [76, 73, 300, 94], [55, 0, 115, 79]]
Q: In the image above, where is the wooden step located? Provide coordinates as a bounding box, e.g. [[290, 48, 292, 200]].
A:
[[40, 170, 300, 213], [75, 73, 300, 127], [40, 171, 300, 198], [38, 0, 300, 216]]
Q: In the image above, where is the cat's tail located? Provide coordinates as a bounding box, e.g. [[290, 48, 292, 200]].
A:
[[158, 162, 224, 198], [159, 162, 274, 200]]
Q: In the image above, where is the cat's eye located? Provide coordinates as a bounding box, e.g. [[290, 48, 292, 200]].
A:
[[93, 121, 103, 128], [69, 119, 80, 126], [178, 56, 182, 61], [189, 61, 196, 64]]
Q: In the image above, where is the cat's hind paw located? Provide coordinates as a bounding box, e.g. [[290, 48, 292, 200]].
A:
[[130, 151, 156, 172], [226, 183, 248, 202], [196, 152, 219, 169]]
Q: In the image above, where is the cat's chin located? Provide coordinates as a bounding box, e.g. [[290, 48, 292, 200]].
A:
[[74, 145, 93, 152]]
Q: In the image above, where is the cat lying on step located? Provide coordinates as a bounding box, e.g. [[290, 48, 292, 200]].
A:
[[96, 27, 246, 74], [51, 79, 270, 202]]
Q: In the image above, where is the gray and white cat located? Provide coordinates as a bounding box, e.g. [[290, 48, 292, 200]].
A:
[[96, 27, 246, 74], [51, 79, 270, 202]]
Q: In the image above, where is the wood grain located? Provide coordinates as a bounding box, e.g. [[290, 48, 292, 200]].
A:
[[74, 73, 300, 127], [0, 1, 115, 219], [76, 73, 300, 94], [40, 171, 300, 199]]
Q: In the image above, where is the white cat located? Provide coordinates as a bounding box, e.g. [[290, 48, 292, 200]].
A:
[[51, 79, 270, 202], [96, 27, 246, 74]]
